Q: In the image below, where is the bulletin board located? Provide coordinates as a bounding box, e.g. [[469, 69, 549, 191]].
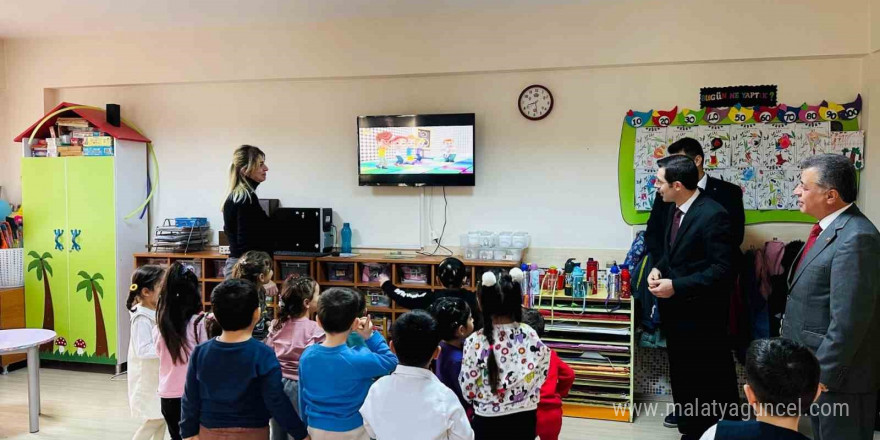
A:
[[618, 97, 864, 225]]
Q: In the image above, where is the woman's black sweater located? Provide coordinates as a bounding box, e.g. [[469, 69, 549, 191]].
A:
[[222, 179, 274, 258]]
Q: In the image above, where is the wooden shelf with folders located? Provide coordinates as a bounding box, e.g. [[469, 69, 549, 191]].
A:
[[533, 287, 635, 422]]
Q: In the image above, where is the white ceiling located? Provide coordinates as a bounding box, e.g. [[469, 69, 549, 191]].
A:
[[0, 0, 596, 38]]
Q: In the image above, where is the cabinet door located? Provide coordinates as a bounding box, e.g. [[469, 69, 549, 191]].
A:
[[21, 158, 70, 355], [66, 157, 118, 363]]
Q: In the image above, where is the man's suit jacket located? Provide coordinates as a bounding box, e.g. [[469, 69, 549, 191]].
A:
[[646, 176, 744, 263], [654, 193, 734, 331], [782, 205, 880, 393]]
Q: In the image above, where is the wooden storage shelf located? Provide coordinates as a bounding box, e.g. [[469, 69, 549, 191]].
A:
[[135, 251, 519, 326]]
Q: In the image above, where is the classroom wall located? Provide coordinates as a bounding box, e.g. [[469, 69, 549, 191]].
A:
[[0, 0, 874, 258], [45, 56, 862, 252]]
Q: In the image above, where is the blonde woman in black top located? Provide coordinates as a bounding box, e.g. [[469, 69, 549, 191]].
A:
[[222, 145, 278, 297]]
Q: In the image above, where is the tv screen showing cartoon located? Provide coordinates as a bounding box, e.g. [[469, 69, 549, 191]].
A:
[[358, 113, 475, 186]]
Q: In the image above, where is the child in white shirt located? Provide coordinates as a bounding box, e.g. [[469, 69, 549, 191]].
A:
[[360, 310, 473, 440], [127, 265, 166, 440]]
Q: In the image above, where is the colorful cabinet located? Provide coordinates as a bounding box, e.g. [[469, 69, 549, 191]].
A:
[[21, 145, 147, 366]]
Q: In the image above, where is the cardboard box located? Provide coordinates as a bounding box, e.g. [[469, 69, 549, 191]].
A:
[[82, 136, 114, 147], [83, 146, 114, 156]]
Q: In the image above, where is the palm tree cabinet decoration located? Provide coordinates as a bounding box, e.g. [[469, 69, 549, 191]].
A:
[[17, 102, 150, 368], [76, 271, 109, 358], [27, 251, 55, 352]]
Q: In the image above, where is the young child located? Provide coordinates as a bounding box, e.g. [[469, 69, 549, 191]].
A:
[[127, 265, 167, 440], [298, 287, 398, 440], [521, 308, 575, 440], [155, 262, 209, 440], [360, 310, 474, 440], [266, 276, 325, 440], [700, 338, 820, 440], [379, 257, 481, 328], [230, 250, 274, 341], [428, 296, 475, 420], [459, 269, 550, 440], [180, 279, 309, 440]]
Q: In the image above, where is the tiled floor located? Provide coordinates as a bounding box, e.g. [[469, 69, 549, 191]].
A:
[[1, 364, 876, 439]]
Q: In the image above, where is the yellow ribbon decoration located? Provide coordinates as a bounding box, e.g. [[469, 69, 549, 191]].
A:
[[27, 105, 158, 220]]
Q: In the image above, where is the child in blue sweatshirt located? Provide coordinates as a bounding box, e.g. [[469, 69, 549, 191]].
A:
[[298, 287, 398, 440], [180, 279, 309, 440]]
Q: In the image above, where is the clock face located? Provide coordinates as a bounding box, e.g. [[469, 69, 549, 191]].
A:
[[519, 85, 553, 120]]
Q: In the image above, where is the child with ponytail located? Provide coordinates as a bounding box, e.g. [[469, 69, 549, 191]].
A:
[[127, 265, 166, 440], [266, 276, 325, 440], [154, 261, 208, 440], [459, 268, 550, 440], [229, 250, 274, 341]]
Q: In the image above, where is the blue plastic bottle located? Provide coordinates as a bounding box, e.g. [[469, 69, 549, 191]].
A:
[[341, 223, 352, 253]]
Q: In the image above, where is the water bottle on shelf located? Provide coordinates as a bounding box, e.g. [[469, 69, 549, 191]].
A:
[[586, 258, 599, 295], [529, 263, 540, 306], [607, 261, 621, 300], [571, 265, 586, 298], [620, 264, 631, 299], [341, 223, 352, 254], [520, 263, 530, 306]]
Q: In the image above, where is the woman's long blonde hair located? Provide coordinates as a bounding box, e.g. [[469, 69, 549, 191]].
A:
[[225, 145, 265, 205]]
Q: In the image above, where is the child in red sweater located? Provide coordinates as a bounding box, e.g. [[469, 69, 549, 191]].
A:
[[522, 308, 575, 440]]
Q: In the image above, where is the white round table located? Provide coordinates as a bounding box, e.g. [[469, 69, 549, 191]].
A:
[[0, 328, 56, 433]]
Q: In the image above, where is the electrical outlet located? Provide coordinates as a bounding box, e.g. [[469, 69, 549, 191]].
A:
[[430, 229, 439, 242]]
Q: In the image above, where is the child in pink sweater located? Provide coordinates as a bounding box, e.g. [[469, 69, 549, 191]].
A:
[[153, 262, 208, 440], [266, 276, 324, 440]]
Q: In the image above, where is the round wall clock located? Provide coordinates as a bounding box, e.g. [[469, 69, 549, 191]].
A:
[[518, 85, 553, 120]]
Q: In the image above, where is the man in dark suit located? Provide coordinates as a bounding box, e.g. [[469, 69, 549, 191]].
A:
[[644, 137, 745, 430], [782, 154, 880, 440], [645, 137, 745, 264], [648, 155, 740, 440]]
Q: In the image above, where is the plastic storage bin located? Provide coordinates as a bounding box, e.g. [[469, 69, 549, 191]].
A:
[[511, 232, 530, 248], [326, 263, 355, 282], [478, 231, 496, 248], [467, 231, 481, 247], [398, 265, 429, 284], [178, 259, 202, 278], [464, 247, 479, 260], [497, 232, 514, 248], [361, 263, 389, 283], [280, 261, 310, 280], [368, 291, 391, 307]]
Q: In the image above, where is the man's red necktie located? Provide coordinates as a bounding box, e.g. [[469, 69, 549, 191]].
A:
[[796, 223, 823, 270]]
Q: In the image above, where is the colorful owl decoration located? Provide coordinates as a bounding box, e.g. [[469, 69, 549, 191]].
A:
[[728, 104, 754, 124], [754, 106, 779, 124], [652, 106, 678, 127], [798, 104, 820, 123], [839, 94, 862, 120], [777, 104, 800, 124], [625, 109, 653, 128], [704, 107, 730, 124], [676, 108, 706, 126], [818, 101, 844, 121]]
